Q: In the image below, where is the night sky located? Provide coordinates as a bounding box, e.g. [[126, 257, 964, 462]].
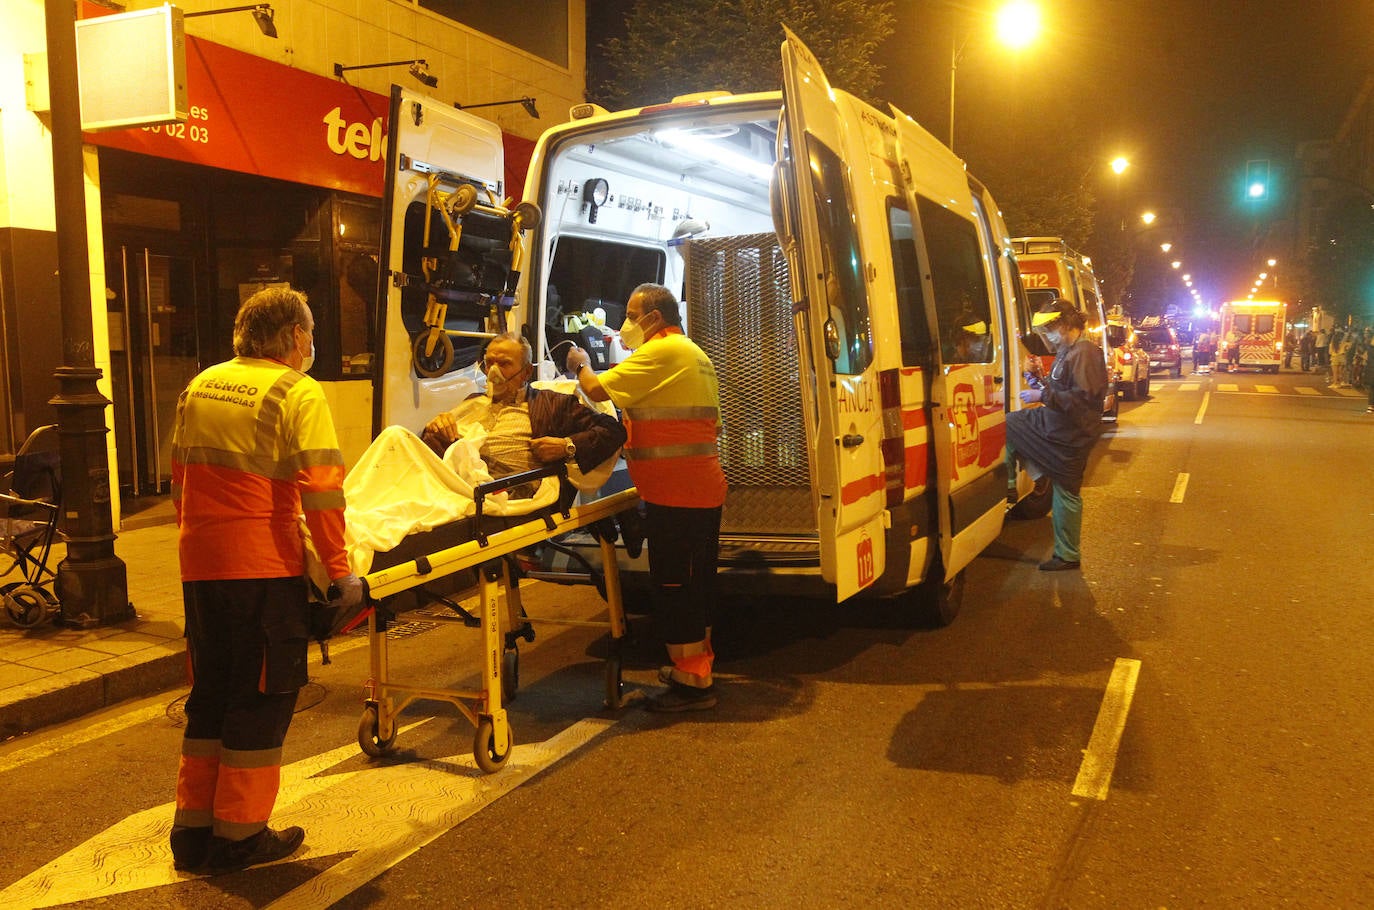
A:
[[586, 1, 1373, 306]]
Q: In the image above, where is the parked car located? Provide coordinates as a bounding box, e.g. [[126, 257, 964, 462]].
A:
[[1105, 321, 1150, 398], [1136, 324, 1183, 377]]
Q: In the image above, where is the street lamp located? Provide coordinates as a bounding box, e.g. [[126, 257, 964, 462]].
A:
[[949, 1, 1041, 152], [1160, 242, 1173, 253], [1141, 211, 1157, 226], [1111, 156, 1130, 230]]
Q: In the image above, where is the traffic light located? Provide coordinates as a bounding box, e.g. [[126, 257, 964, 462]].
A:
[[1246, 159, 1270, 201]]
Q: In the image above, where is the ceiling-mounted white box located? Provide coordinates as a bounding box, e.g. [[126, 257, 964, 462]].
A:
[[76, 5, 189, 131]]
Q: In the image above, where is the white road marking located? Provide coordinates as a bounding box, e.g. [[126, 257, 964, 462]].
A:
[[1178, 382, 1201, 391], [1218, 383, 1239, 392], [1194, 391, 1210, 425], [0, 717, 615, 909], [1072, 657, 1142, 801], [1169, 473, 1189, 503], [1255, 384, 1278, 393], [0, 701, 174, 776], [1296, 387, 1320, 395], [1335, 387, 1364, 398]]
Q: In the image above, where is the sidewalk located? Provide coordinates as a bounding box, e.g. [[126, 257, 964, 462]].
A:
[[0, 504, 187, 741]]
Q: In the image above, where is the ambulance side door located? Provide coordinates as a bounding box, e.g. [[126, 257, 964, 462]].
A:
[[375, 86, 507, 437], [891, 115, 1010, 579], [779, 27, 886, 601]]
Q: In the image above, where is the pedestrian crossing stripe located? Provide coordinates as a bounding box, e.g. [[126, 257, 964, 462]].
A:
[[1219, 383, 1239, 392], [1296, 387, 1319, 395], [1179, 383, 1201, 391], [1336, 388, 1364, 397], [1255, 385, 1278, 393]]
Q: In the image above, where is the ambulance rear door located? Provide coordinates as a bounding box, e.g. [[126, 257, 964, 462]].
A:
[[375, 85, 508, 436], [890, 111, 1011, 580], [779, 27, 887, 601]]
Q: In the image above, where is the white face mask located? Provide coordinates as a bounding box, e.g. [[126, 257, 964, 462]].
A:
[[619, 317, 645, 351], [300, 341, 315, 373], [1045, 329, 1063, 347]]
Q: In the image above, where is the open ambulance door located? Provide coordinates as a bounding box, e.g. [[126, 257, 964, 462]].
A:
[[890, 109, 1011, 585], [374, 85, 510, 437], [779, 28, 887, 602]]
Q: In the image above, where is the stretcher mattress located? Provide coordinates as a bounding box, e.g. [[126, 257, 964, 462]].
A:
[[343, 425, 559, 575]]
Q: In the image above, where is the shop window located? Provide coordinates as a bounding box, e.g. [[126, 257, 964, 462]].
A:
[[335, 199, 381, 377]]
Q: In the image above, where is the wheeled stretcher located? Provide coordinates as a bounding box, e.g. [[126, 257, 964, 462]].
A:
[[354, 462, 639, 772]]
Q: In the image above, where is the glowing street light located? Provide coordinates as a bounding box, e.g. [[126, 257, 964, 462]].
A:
[[1111, 157, 1130, 175], [1171, 260, 1182, 269], [949, 1, 1042, 152], [996, 1, 1042, 48], [1160, 242, 1173, 253], [1141, 211, 1157, 225]]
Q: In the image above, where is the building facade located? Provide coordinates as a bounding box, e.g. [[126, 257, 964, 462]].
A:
[[0, 0, 585, 524]]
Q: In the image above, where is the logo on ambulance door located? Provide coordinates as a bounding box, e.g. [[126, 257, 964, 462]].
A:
[[951, 382, 979, 469], [856, 532, 875, 588]]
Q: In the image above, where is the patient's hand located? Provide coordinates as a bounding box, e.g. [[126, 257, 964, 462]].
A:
[[531, 436, 569, 463], [424, 411, 458, 445]]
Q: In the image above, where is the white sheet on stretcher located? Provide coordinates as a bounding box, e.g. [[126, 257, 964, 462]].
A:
[[343, 381, 620, 575], [343, 424, 559, 575]]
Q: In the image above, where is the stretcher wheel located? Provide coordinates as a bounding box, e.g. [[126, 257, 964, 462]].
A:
[[473, 717, 512, 773], [452, 183, 479, 215], [502, 648, 519, 702], [413, 331, 455, 378], [358, 704, 397, 757], [513, 200, 542, 231], [4, 583, 53, 628]]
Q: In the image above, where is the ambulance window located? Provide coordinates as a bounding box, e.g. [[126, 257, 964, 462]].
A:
[[1254, 314, 1276, 334], [805, 136, 872, 375], [916, 197, 993, 365], [888, 200, 932, 368]]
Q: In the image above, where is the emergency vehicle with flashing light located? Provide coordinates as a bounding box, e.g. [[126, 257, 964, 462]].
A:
[[1215, 300, 1286, 373]]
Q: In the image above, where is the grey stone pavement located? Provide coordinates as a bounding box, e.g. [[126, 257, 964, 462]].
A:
[[0, 502, 186, 742]]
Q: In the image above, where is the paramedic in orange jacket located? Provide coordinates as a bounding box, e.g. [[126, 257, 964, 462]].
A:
[[565, 283, 727, 712], [168, 287, 361, 874]]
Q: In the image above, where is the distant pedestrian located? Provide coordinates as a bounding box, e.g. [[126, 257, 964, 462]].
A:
[[1300, 329, 1315, 372], [1193, 332, 1214, 372], [1330, 333, 1352, 388], [1315, 327, 1330, 369], [1364, 331, 1374, 414], [1283, 327, 1298, 369]]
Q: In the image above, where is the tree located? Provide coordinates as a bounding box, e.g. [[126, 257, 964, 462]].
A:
[[594, 0, 895, 110]]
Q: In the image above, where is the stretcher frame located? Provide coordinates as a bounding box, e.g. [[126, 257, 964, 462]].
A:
[[356, 481, 639, 772]]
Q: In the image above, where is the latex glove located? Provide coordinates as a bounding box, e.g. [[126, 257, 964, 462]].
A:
[[1019, 388, 1043, 404], [330, 573, 364, 610], [564, 345, 589, 374]]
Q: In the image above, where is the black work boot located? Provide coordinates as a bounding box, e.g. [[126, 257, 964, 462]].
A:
[[204, 826, 305, 874], [170, 824, 212, 872]]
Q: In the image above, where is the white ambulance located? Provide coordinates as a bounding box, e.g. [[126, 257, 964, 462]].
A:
[[1216, 300, 1287, 372], [372, 29, 1051, 624]]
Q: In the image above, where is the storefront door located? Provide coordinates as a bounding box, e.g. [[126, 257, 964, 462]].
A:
[[106, 246, 201, 498]]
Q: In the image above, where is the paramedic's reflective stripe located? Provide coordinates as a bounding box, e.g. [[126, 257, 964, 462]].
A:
[[624, 406, 719, 421], [175, 443, 344, 480], [625, 442, 720, 460]]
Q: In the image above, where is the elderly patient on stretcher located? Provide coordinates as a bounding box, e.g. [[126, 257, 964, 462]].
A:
[[344, 333, 626, 574]]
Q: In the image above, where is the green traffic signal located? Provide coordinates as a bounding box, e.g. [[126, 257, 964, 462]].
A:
[[1246, 159, 1269, 201]]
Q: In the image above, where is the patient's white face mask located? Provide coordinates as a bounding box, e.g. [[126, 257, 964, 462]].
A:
[[486, 363, 510, 391]]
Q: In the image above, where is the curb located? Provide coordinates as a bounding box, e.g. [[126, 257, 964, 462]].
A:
[[0, 646, 187, 741]]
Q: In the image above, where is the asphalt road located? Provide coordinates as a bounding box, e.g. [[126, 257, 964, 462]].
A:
[[2, 365, 1371, 909]]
